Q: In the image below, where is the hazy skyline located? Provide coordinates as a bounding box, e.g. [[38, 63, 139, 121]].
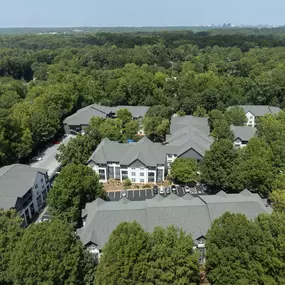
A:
[[1, 0, 284, 27]]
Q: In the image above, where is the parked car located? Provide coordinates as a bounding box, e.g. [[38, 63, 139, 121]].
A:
[[185, 185, 191, 193], [121, 190, 127, 197], [32, 156, 43, 162], [153, 185, 158, 194], [52, 140, 60, 145], [166, 186, 171, 194], [171, 184, 177, 194], [159, 186, 165, 195]]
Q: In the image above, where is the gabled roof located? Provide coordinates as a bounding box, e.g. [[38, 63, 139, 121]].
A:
[[0, 164, 47, 210], [237, 105, 281, 117], [78, 191, 271, 249], [165, 116, 213, 157], [120, 137, 165, 166], [88, 137, 165, 167], [231, 125, 256, 142], [170, 116, 210, 135], [63, 104, 149, 126]]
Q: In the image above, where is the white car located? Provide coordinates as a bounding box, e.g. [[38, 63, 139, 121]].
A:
[[121, 190, 127, 197], [159, 186, 165, 195], [185, 185, 191, 193]]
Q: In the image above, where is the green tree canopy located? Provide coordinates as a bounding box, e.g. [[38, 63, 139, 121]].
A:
[[8, 219, 95, 285], [48, 163, 106, 225], [143, 116, 170, 142], [116, 108, 132, 126], [211, 119, 234, 141], [56, 134, 99, 166], [146, 226, 199, 285], [170, 158, 198, 184], [0, 209, 23, 285], [96, 222, 199, 285], [255, 212, 285, 284], [206, 212, 277, 285], [201, 139, 238, 191], [229, 137, 275, 194], [225, 106, 247, 126], [95, 222, 150, 285]]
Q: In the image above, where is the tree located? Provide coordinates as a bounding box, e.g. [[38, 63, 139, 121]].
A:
[[95, 222, 150, 285], [146, 226, 199, 285], [229, 137, 275, 194], [116, 108, 132, 127], [193, 106, 207, 117], [95, 222, 199, 285], [144, 116, 169, 142], [270, 190, 285, 212], [0, 209, 23, 284], [123, 120, 139, 140], [211, 119, 234, 141], [8, 219, 95, 285], [208, 109, 224, 131], [48, 163, 106, 225], [170, 158, 198, 184], [206, 212, 276, 285], [201, 139, 238, 191], [225, 106, 247, 126], [99, 118, 122, 141], [255, 212, 285, 284], [56, 134, 99, 166]]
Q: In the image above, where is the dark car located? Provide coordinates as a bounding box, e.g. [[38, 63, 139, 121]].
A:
[[166, 186, 171, 194], [171, 184, 177, 194], [153, 185, 158, 194]]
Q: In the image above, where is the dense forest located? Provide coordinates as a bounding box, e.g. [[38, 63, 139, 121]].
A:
[[2, 29, 285, 167], [1, 29, 285, 285]]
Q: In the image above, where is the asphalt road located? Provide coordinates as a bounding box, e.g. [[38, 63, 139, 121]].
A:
[[30, 134, 75, 177], [107, 185, 206, 201]]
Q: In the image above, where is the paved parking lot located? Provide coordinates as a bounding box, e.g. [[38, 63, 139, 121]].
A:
[[107, 185, 206, 201]]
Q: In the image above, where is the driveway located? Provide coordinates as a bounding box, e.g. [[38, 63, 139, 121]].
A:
[[30, 134, 75, 178]]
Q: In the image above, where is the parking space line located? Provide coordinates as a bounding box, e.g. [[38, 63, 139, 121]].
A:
[[139, 189, 141, 197], [183, 187, 185, 195], [145, 189, 147, 197]]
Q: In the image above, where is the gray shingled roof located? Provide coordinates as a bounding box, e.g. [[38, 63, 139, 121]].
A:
[[238, 105, 282, 117], [230, 125, 257, 141], [77, 191, 271, 249], [88, 137, 165, 166], [0, 164, 47, 210], [63, 104, 149, 126], [170, 116, 210, 134], [165, 116, 213, 157]]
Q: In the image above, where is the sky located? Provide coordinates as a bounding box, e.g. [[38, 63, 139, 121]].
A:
[[1, 0, 285, 27]]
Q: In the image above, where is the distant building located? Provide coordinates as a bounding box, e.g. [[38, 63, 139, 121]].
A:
[[236, 105, 281, 127], [0, 164, 50, 226], [77, 189, 272, 263], [63, 104, 149, 135], [231, 125, 257, 148]]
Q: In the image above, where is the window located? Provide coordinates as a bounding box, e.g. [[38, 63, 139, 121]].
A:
[[140, 172, 144, 176], [168, 154, 173, 158], [40, 178, 44, 183], [99, 169, 106, 180], [131, 167, 135, 170], [132, 178, 136, 182], [140, 179, 144, 183], [131, 172, 136, 176], [140, 167, 144, 170], [35, 184, 38, 189]]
